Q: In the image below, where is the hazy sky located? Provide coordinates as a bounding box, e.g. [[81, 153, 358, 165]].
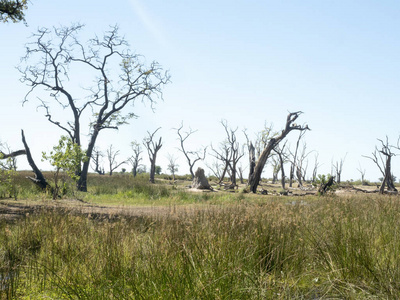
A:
[[1, 1, 399, 182]]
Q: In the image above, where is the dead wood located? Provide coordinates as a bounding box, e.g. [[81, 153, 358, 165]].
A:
[[0, 150, 26, 159], [318, 176, 335, 194], [21, 130, 51, 191]]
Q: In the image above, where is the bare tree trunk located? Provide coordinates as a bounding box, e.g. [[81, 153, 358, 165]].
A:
[[296, 167, 303, 187], [149, 155, 157, 183], [276, 151, 286, 189], [144, 128, 162, 184], [77, 129, 100, 192], [249, 139, 277, 193], [21, 130, 51, 191], [380, 155, 397, 193], [248, 142, 255, 181], [318, 176, 334, 194], [289, 131, 306, 187], [248, 112, 309, 193]]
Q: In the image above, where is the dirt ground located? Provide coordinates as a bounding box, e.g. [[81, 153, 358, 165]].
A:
[[0, 199, 184, 223], [0, 184, 382, 224]]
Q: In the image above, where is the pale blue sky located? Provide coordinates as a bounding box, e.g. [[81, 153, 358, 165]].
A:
[[1, 1, 400, 181]]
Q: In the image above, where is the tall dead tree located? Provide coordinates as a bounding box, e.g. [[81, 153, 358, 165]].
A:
[[237, 163, 246, 184], [174, 122, 206, 179], [211, 121, 244, 188], [273, 141, 288, 189], [19, 24, 169, 192], [21, 130, 51, 190], [143, 128, 162, 183], [290, 141, 312, 187], [128, 141, 142, 177], [312, 153, 321, 184], [244, 130, 256, 182], [221, 120, 244, 187], [289, 131, 307, 187], [91, 147, 105, 175], [210, 142, 231, 184], [106, 145, 126, 176], [332, 154, 347, 184], [248, 112, 310, 193], [357, 163, 366, 185], [271, 156, 280, 184], [166, 154, 179, 181], [364, 137, 397, 194]]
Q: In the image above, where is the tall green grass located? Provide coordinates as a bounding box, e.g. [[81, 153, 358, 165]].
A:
[[1, 195, 400, 298]]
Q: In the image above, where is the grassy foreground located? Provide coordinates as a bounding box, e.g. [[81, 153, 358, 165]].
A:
[[1, 191, 400, 299]]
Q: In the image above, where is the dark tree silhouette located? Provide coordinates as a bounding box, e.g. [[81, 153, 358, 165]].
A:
[[248, 112, 310, 193], [19, 24, 169, 191], [143, 128, 162, 183]]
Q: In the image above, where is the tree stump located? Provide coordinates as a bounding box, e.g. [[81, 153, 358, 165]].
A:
[[318, 176, 335, 195], [192, 167, 213, 190]]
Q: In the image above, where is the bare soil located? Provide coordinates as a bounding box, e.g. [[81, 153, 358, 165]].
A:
[[0, 184, 379, 223]]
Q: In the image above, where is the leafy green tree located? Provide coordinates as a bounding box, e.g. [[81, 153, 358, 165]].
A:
[[0, 0, 28, 23], [42, 136, 87, 199], [0, 155, 18, 199], [155, 165, 162, 175]]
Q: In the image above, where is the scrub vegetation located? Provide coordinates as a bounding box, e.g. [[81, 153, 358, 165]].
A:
[[1, 173, 400, 299]]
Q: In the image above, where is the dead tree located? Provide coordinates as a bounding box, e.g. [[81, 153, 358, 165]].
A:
[[166, 154, 179, 181], [289, 131, 307, 187], [206, 159, 223, 181], [248, 112, 310, 193], [221, 120, 244, 187], [174, 122, 206, 179], [245, 124, 275, 184], [274, 141, 288, 189], [271, 156, 280, 184], [128, 141, 143, 177], [210, 142, 231, 184], [91, 147, 105, 175], [19, 24, 169, 191], [291, 142, 312, 187], [21, 130, 51, 190], [332, 154, 347, 184], [237, 163, 246, 184], [364, 137, 397, 194], [357, 163, 366, 185], [106, 145, 126, 176], [318, 175, 335, 195], [211, 121, 244, 188], [0, 149, 26, 160], [312, 153, 321, 184], [143, 128, 162, 183], [244, 130, 256, 182], [0, 143, 25, 171]]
